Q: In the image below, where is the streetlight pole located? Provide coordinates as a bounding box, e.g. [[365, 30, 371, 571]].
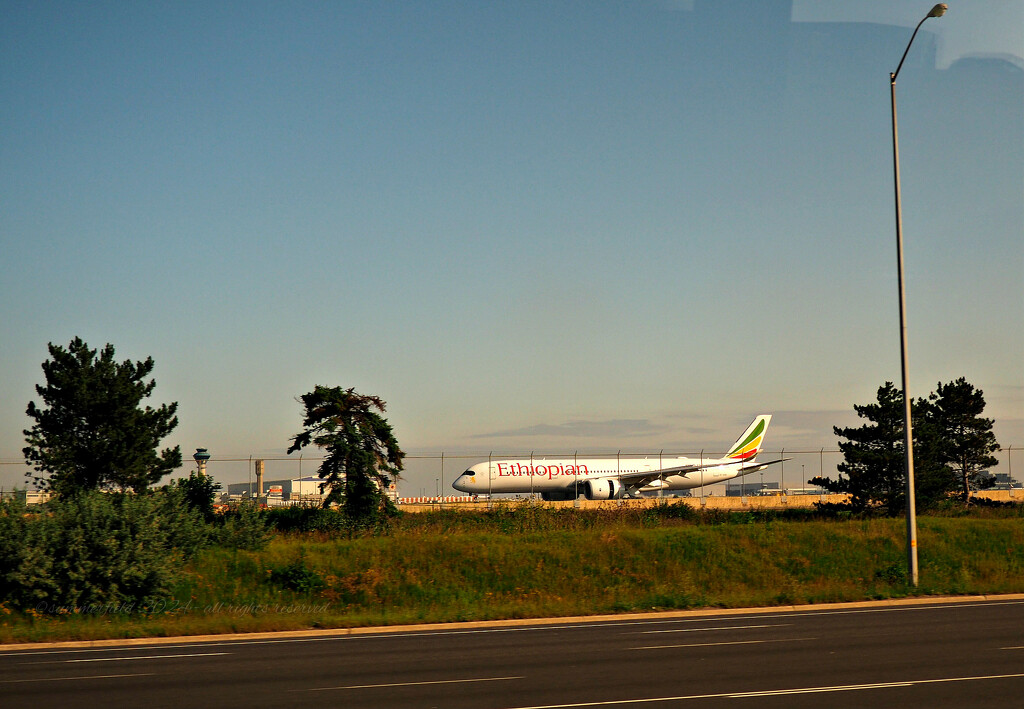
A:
[[890, 3, 947, 588]]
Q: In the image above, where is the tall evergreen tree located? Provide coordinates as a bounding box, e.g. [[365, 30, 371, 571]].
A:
[[23, 338, 181, 495], [811, 382, 908, 514], [920, 378, 1000, 503], [814, 378, 1002, 513], [287, 385, 404, 521]]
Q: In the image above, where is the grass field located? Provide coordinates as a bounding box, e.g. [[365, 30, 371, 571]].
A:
[[3, 503, 1023, 643]]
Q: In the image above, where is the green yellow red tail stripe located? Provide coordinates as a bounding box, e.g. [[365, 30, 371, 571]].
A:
[[725, 415, 771, 461]]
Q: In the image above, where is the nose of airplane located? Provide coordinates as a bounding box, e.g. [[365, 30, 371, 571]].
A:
[[452, 474, 469, 493]]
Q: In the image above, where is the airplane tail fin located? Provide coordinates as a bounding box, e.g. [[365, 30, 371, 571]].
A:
[[724, 415, 772, 462]]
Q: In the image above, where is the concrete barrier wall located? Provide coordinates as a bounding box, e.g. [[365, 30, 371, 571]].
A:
[[400, 495, 848, 512], [400, 490, 1019, 512]]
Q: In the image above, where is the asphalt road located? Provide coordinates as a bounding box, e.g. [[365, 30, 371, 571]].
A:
[[2, 598, 1023, 709]]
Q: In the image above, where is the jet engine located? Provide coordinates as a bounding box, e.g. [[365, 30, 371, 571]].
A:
[[583, 478, 625, 500]]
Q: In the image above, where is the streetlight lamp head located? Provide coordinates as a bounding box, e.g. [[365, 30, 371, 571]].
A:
[[892, 3, 949, 81]]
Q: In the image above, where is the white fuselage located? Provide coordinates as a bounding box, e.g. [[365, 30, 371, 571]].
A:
[[452, 456, 744, 497], [452, 415, 777, 500]]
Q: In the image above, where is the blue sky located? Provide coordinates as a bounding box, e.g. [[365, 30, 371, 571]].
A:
[[1, 1, 1021, 493]]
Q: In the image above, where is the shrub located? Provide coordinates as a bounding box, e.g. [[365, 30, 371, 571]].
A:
[[264, 505, 348, 534], [215, 501, 271, 550], [267, 554, 325, 594], [169, 472, 222, 522], [0, 496, 31, 604], [0, 490, 209, 613]]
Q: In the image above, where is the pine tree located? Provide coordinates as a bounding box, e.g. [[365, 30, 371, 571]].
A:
[[920, 378, 1000, 503], [23, 338, 181, 495], [811, 382, 908, 514], [287, 385, 403, 522], [814, 378, 1002, 513]]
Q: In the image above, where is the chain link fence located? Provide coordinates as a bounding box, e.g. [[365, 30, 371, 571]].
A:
[[2, 446, 1020, 499]]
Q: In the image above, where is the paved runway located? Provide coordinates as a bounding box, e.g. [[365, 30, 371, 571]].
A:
[[2, 597, 1023, 708]]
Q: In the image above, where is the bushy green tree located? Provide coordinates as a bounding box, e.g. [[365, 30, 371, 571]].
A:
[[23, 338, 181, 495], [811, 382, 908, 514], [287, 385, 403, 523], [813, 379, 1001, 514], [918, 378, 1000, 504], [170, 471, 222, 522], [0, 490, 208, 612]]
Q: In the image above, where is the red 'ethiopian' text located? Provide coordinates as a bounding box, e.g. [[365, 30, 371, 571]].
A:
[[495, 463, 589, 479]]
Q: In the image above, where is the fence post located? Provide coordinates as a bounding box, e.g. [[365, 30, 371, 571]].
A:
[[617, 450, 622, 505], [659, 450, 663, 500], [780, 447, 786, 503], [1009, 446, 1016, 498], [700, 450, 706, 506], [574, 451, 580, 508]]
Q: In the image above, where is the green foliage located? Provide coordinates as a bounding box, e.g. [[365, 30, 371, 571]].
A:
[[287, 385, 404, 524], [267, 554, 326, 594], [650, 500, 699, 522], [214, 515, 1024, 620], [0, 488, 276, 617], [169, 472, 222, 522], [813, 379, 1002, 514], [0, 490, 208, 613], [0, 496, 31, 605], [919, 378, 1000, 503], [4, 503, 1024, 642], [264, 505, 348, 533], [811, 382, 908, 514], [23, 337, 181, 495], [215, 501, 271, 551], [151, 486, 213, 559]]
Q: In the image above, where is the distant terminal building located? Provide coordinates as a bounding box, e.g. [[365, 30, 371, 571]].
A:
[[723, 482, 828, 497], [987, 473, 1022, 490], [225, 475, 397, 505], [0, 489, 51, 505], [226, 476, 325, 501], [726, 481, 782, 497]]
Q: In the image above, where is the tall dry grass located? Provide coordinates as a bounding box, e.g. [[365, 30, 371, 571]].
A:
[[3, 503, 1022, 643]]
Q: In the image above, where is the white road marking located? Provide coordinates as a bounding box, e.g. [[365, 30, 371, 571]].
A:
[[632, 637, 815, 650], [503, 673, 1024, 708], [730, 681, 915, 696], [0, 673, 155, 684], [67, 652, 229, 662], [640, 624, 787, 634], [298, 675, 523, 692]]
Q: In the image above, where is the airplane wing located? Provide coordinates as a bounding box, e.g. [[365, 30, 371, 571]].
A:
[[613, 457, 790, 494], [735, 458, 790, 476], [607, 460, 734, 493]]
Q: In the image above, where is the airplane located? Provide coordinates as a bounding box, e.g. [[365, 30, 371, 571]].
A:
[[452, 414, 785, 501]]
